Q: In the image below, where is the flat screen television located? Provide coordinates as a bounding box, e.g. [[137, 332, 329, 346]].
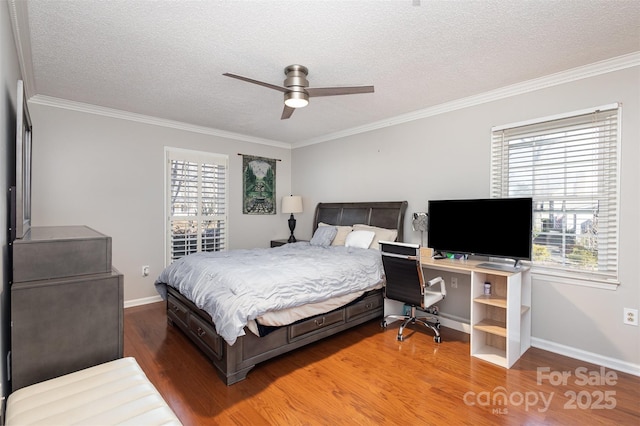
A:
[[427, 197, 533, 267]]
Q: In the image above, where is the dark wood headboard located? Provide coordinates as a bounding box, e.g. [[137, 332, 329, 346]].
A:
[[313, 201, 409, 242]]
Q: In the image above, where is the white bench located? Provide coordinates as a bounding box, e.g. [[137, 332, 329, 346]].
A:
[[6, 357, 182, 425]]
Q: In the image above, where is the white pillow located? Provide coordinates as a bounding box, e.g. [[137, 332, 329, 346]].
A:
[[319, 222, 353, 246], [353, 224, 398, 249], [344, 230, 375, 249]]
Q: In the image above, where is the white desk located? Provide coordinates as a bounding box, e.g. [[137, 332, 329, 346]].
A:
[[384, 248, 532, 368]]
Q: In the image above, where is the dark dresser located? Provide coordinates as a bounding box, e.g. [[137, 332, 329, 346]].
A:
[[10, 226, 123, 391]]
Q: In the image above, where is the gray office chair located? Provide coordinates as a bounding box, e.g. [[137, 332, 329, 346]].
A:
[[379, 241, 446, 343]]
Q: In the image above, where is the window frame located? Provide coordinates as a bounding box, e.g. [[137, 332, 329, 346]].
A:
[[164, 147, 229, 266], [491, 104, 621, 290]]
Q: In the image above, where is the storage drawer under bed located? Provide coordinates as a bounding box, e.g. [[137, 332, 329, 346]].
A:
[[288, 309, 345, 341], [285, 290, 382, 342], [188, 313, 223, 360], [167, 293, 223, 360], [167, 294, 189, 327], [346, 293, 383, 321]]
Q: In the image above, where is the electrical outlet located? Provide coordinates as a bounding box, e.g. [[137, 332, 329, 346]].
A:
[[623, 308, 638, 326], [142, 265, 150, 277], [451, 277, 458, 289]]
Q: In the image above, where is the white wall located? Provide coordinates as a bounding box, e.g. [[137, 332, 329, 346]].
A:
[[1, 0, 23, 399], [28, 106, 293, 302], [292, 66, 640, 369]]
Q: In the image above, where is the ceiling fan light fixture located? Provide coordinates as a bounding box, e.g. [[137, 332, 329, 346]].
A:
[[284, 91, 309, 108], [223, 64, 373, 119]]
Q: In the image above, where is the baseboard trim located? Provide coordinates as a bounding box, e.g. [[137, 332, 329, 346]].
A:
[[438, 314, 472, 334], [531, 337, 640, 377], [124, 295, 163, 308], [433, 316, 639, 377]]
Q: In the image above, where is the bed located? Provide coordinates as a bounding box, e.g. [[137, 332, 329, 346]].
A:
[[155, 201, 408, 385]]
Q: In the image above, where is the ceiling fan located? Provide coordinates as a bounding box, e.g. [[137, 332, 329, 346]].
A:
[[223, 64, 374, 119]]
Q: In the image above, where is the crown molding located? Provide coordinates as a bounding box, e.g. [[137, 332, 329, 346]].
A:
[[8, 0, 37, 98], [292, 51, 640, 149], [28, 95, 291, 149]]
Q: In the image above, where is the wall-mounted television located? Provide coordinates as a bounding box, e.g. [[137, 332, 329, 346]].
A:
[[427, 197, 533, 267]]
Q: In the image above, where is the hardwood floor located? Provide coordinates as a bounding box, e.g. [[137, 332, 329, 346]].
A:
[[125, 302, 639, 425]]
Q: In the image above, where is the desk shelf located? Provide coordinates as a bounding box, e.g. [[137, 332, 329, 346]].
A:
[[474, 295, 507, 309], [473, 319, 507, 337], [472, 344, 509, 368], [420, 253, 531, 369], [470, 269, 531, 368]]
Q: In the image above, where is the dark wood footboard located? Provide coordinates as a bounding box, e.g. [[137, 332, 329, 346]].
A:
[[166, 286, 383, 385]]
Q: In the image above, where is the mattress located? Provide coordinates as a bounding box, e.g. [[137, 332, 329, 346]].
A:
[[5, 357, 182, 426], [155, 242, 385, 345]]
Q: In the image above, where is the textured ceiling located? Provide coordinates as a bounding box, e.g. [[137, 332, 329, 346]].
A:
[[12, 0, 640, 145]]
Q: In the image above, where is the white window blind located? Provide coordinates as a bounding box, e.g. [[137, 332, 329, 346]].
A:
[[166, 149, 228, 264], [491, 104, 620, 284]]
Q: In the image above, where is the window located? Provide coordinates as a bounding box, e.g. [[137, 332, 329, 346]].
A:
[[165, 148, 228, 264], [491, 104, 620, 285]]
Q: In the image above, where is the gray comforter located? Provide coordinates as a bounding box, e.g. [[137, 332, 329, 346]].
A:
[[155, 242, 384, 345]]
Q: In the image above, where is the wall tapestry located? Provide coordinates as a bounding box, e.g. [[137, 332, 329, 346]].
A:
[[242, 154, 276, 214]]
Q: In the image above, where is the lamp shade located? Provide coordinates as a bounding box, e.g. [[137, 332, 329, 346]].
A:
[[282, 195, 303, 214]]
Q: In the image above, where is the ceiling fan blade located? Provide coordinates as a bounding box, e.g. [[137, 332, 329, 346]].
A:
[[281, 105, 295, 120], [223, 73, 288, 93], [306, 85, 374, 97]]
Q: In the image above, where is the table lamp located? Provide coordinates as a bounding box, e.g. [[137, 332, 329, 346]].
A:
[[282, 195, 303, 243]]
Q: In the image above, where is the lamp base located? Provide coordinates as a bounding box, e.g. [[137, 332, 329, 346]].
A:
[[288, 213, 297, 243]]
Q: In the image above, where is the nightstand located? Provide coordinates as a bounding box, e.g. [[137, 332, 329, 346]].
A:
[[270, 239, 288, 247], [270, 239, 308, 247]]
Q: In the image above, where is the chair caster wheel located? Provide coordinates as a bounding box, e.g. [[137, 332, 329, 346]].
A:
[[397, 335, 404, 342], [434, 336, 442, 343], [380, 320, 388, 328]]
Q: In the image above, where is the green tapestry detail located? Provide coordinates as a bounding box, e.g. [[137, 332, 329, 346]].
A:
[[242, 155, 276, 214]]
